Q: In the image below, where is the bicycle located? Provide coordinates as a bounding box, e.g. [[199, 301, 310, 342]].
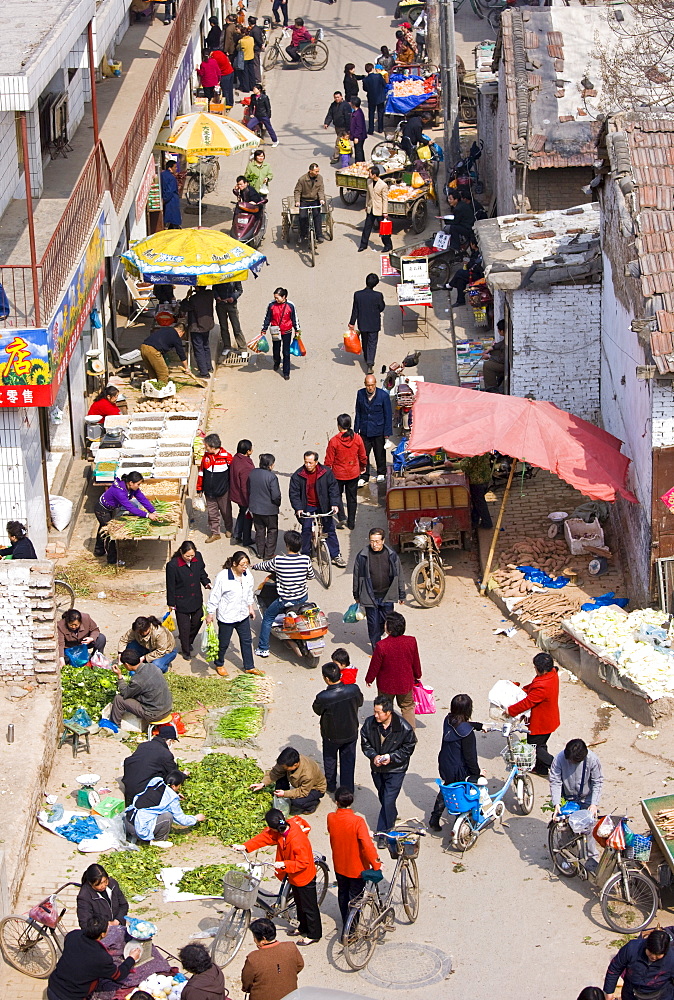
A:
[[548, 806, 659, 932], [54, 579, 75, 615], [211, 855, 329, 967], [297, 511, 335, 588], [342, 821, 424, 970], [437, 722, 535, 851], [0, 881, 80, 977], [262, 27, 329, 72]]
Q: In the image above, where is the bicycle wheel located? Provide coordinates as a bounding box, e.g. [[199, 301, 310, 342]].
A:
[[313, 537, 332, 588], [515, 773, 535, 815], [284, 860, 329, 924], [547, 821, 581, 878], [411, 558, 445, 607], [371, 140, 400, 162], [54, 580, 75, 615], [401, 859, 419, 922], [184, 176, 202, 208], [469, 0, 485, 18], [340, 187, 360, 205], [309, 225, 316, 267], [210, 906, 251, 967], [411, 196, 428, 234], [301, 41, 329, 71], [455, 817, 478, 851], [601, 870, 659, 933], [263, 45, 280, 70], [343, 896, 379, 970], [0, 916, 58, 978]]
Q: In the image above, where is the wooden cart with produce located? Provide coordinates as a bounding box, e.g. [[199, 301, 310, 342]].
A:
[[390, 236, 461, 288], [386, 468, 472, 551], [387, 182, 432, 234], [102, 478, 187, 562]]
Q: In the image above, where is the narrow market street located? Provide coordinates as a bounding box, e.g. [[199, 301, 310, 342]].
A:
[[3, 3, 674, 1000]]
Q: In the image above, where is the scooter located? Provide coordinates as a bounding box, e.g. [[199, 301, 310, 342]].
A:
[[240, 96, 267, 140], [445, 140, 484, 197], [231, 198, 268, 249], [466, 278, 493, 327], [255, 576, 329, 669], [410, 516, 446, 607]]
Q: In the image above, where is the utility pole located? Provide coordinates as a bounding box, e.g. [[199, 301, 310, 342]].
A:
[[427, 0, 441, 67], [436, 0, 459, 179]]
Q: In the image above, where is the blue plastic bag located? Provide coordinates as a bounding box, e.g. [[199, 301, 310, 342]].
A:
[[580, 591, 629, 612], [54, 816, 102, 843], [343, 603, 360, 624], [65, 708, 92, 728], [64, 644, 90, 667], [517, 565, 569, 589]]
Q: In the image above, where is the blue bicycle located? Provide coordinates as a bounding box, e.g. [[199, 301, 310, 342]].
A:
[[437, 723, 535, 851]]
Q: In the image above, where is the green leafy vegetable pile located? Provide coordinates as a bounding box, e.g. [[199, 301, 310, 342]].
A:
[[179, 753, 270, 843], [104, 847, 162, 898], [216, 706, 263, 740], [167, 673, 262, 714], [176, 864, 239, 895], [61, 663, 118, 719]]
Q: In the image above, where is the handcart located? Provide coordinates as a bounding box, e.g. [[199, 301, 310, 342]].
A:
[[386, 467, 471, 551], [384, 65, 441, 130], [336, 154, 408, 205], [390, 235, 461, 288], [281, 196, 334, 267], [387, 183, 431, 233], [641, 793, 674, 902]]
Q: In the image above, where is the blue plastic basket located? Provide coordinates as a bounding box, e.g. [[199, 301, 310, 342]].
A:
[[437, 779, 480, 814]]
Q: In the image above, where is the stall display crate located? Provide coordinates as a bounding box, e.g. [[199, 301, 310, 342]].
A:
[[456, 338, 492, 389]]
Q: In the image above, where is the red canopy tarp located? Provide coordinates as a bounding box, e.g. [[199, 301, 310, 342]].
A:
[[408, 383, 638, 503]]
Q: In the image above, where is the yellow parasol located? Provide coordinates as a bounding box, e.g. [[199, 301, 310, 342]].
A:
[[120, 227, 267, 286], [163, 112, 260, 156]]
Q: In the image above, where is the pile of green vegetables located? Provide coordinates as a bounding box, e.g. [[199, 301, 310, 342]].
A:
[[104, 847, 162, 898], [167, 672, 261, 714], [216, 706, 264, 740], [176, 864, 239, 896], [61, 663, 117, 719], [178, 753, 269, 843]]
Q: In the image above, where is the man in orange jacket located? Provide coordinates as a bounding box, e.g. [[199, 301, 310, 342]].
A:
[[236, 809, 322, 945], [327, 786, 381, 931]]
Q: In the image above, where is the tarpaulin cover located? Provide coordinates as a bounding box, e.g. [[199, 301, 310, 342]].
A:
[[385, 74, 435, 115], [408, 382, 638, 503]]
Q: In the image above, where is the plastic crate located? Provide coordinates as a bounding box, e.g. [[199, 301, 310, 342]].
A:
[[563, 517, 604, 555]]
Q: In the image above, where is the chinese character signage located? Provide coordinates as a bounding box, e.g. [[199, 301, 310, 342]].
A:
[[0, 212, 105, 408], [660, 487, 674, 513]]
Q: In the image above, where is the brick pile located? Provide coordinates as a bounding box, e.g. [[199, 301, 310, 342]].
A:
[[0, 561, 57, 683]]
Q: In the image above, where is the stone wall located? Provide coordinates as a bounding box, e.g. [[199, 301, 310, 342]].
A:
[[0, 561, 57, 683]]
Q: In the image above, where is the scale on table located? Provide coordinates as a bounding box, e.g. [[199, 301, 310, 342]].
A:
[[76, 773, 101, 808]]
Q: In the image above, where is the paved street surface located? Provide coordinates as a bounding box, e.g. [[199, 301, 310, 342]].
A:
[[4, 5, 673, 1000]]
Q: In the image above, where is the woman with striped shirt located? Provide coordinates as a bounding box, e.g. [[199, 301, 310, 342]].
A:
[[252, 530, 314, 657]]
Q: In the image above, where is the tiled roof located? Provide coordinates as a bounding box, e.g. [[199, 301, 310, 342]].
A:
[[500, 7, 607, 169], [604, 114, 674, 371]]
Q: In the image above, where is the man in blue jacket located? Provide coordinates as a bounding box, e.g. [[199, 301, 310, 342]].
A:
[[604, 929, 674, 1000], [354, 374, 392, 484], [362, 63, 388, 134]]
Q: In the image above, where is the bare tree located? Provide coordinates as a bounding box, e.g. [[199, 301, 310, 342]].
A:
[[597, 0, 674, 112]]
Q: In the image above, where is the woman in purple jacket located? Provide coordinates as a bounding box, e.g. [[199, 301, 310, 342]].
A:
[[94, 472, 156, 565]]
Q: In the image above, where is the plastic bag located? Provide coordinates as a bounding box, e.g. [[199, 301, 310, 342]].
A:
[[64, 644, 91, 668], [193, 495, 206, 512], [65, 708, 93, 728], [343, 329, 361, 355], [567, 809, 595, 835], [201, 621, 219, 662], [162, 610, 176, 632], [246, 334, 264, 353], [413, 682, 436, 715], [379, 218, 393, 236], [29, 896, 60, 928], [290, 337, 302, 357], [291, 335, 306, 357], [343, 602, 361, 624], [257, 334, 269, 354], [90, 650, 111, 670]]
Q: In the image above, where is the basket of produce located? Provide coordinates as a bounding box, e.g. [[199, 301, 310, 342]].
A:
[[501, 741, 536, 771]]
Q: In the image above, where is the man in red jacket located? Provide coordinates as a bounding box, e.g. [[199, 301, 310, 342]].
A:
[[237, 809, 322, 945], [229, 439, 254, 547], [507, 652, 560, 776], [196, 433, 233, 541], [365, 611, 421, 728]]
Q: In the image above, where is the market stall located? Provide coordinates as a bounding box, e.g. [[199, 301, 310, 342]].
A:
[[92, 411, 202, 486], [384, 67, 440, 127], [336, 156, 433, 232]]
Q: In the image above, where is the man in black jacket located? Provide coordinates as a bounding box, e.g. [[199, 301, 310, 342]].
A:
[[313, 662, 364, 794], [348, 273, 385, 374], [353, 527, 405, 649], [48, 916, 140, 1000], [361, 694, 416, 835], [247, 453, 281, 558], [401, 112, 424, 157], [186, 286, 215, 378], [324, 91, 352, 162], [444, 191, 475, 251], [289, 451, 345, 567], [214, 281, 247, 354], [122, 724, 179, 805], [248, 16, 265, 83]]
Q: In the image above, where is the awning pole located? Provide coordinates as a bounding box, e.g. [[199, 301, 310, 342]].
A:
[[480, 459, 516, 594]]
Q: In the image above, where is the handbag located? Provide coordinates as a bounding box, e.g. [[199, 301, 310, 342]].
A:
[[413, 682, 437, 715], [379, 218, 392, 236], [343, 329, 361, 355], [269, 325, 282, 342], [233, 48, 244, 70]]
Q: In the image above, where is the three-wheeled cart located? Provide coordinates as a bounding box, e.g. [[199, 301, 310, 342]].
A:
[[386, 468, 472, 551], [390, 236, 460, 289], [281, 196, 334, 267]]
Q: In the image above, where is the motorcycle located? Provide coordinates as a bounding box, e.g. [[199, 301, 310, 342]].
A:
[[184, 156, 220, 207], [255, 576, 329, 669], [445, 140, 484, 197], [231, 197, 268, 249], [240, 96, 267, 140], [466, 278, 493, 327], [410, 516, 446, 607]]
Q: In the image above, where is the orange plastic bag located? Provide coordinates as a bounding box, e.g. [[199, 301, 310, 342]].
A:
[[343, 329, 361, 355]]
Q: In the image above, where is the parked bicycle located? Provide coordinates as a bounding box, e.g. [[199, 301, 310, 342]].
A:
[[0, 881, 80, 977], [211, 856, 329, 967], [342, 821, 424, 970], [54, 579, 75, 615], [437, 722, 535, 850], [185, 156, 220, 207], [548, 806, 660, 932], [296, 511, 334, 588], [263, 27, 329, 71]]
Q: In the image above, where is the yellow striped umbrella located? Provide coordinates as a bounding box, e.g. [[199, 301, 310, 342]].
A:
[[163, 112, 260, 156]]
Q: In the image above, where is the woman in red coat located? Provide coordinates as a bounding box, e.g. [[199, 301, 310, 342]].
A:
[[324, 414, 367, 530], [507, 652, 560, 776], [365, 611, 421, 728]]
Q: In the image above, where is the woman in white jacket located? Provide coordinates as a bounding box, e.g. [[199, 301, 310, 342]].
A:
[[206, 552, 263, 677]]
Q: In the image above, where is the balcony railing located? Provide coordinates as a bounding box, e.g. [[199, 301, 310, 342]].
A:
[[0, 0, 204, 328]]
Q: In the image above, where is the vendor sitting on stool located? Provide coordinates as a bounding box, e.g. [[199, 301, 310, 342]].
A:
[[110, 649, 173, 729], [58, 609, 106, 667], [447, 238, 483, 307], [123, 771, 205, 846], [249, 747, 327, 815], [443, 191, 475, 251]]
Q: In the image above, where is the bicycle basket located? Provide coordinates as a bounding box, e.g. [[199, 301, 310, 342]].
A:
[[437, 779, 480, 815], [222, 870, 258, 910], [401, 836, 420, 859], [501, 741, 536, 772], [29, 896, 60, 928], [633, 834, 653, 862]]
